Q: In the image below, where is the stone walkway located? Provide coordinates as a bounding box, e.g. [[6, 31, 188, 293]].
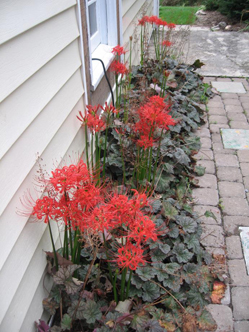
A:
[[193, 77, 249, 332]]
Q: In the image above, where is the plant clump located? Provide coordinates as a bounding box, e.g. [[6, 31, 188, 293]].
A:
[[28, 14, 221, 332]]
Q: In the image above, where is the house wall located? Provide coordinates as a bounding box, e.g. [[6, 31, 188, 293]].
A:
[[122, 0, 154, 66], [0, 0, 157, 331], [0, 1, 87, 331]]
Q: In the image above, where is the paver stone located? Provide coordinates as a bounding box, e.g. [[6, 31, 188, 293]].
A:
[[206, 304, 233, 332], [232, 287, 249, 320], [222, 197, 249, 216], [192, 188, 219, 206]]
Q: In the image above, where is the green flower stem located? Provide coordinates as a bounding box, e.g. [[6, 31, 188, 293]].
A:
[[48, 219, 58, 270], [120, 267, 127, 301], [91, 133, 94, 170], [103, 232, 118, 303], [72, 227, 79, 263], [126, 269, 133, 299], [85, 125, 90, 170], [63, 223, 68, 258], [115, 75, 119, 110], [103, 113, 110, 180], [147, 146, 153, 182], [95, 133, 100, 183], [118, 133, 126, 184], [152, 129, 164, 187], [140, 25, 143, 65]]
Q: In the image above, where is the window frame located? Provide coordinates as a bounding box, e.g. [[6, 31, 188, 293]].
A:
[[85, 0, 118, 90]]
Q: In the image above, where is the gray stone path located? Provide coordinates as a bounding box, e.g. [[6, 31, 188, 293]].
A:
[[183, 27, 249, 77], [193, 77, 249, 331]]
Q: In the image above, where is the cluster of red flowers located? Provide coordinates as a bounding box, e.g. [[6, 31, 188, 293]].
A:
[[135, 95, 176, 149], [31, 161, 157, 271], [77, 105, 106, 133], [112, 45, 126, 56], [110, 60, 128, 77], [138, 15, 176, 29], [162, 40, 172, 47]]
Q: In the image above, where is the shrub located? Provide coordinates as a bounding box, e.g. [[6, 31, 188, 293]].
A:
[[218, 0, 249, 20], [204, 0, 219, 11]]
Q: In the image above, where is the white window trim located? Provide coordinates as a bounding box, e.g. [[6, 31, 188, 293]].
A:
[[85, 0, 118, 91]]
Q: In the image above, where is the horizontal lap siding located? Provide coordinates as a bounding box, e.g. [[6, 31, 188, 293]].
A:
[[122, 0, 153, 65], [0, 1, 86, 331]]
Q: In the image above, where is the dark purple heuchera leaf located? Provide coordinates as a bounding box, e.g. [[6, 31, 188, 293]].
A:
[[36, 320, 50, 332]]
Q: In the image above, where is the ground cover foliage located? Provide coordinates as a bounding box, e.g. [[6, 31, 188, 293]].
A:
[[33, 17, 222, 332]]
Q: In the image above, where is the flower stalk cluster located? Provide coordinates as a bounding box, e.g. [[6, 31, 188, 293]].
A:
[[138, 15, 176, 63]]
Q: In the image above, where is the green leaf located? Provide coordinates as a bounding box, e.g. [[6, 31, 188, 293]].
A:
[[176, 216, 197, 233], [162, 201, 178, 220], [164, 262, 181, 275], [163, 275, 182, 292], [131, 312, 150, 332], [192, 59, 205, 69], [184, 233, 200, 253], [168, 223, 179, 238], [173, 243, 193, 263], [204, 210, 218, 222], [150, 248, 168, 263], [142, 282, 161, 302], [197, 309, 217, 331], [50, 285, 61, 304], [136, 266, 156, 281], [53, 265, 80, 285], [61, 314, 72, 331], [131, 274, 144, 289], [153, 263, 169, 282], [176, 182, 186, 201], [67, 300, 85, 320], [150, 199, 162, 213], [185, 136, 201, 150], [195, 165, 206, 176], [155, 173, 174, 193], [187, 286, 207, 308], [42, 297, 59, 315], [128, 285, 143, 297], [162, 163, 174, 174], [158, 243, 170, 254], [83, 300, 102, 324], [146, 320, 166, 332], [174, 148, 190, 166]]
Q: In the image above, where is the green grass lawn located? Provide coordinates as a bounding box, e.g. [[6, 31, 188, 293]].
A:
[[159, 6, 200, 25]]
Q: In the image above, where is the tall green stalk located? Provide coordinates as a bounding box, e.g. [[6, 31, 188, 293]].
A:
[[85, 125, 90, 170], [48, 219, 58, 270]]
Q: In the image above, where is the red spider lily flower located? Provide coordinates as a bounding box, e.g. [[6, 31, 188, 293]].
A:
[[77, 105, 106, 133], [136, 135, 154, 149], [130, 190, 149, 210], [148, 15, 164, 25], [135, 95, 176, 133], [128, 213, 158, 244], [32, 196, 58, 223], [138, 15, 150, 26], [162, 40, 172, 47], [86, 204, 117, 232], [115, 242, 146, 270], [50, 161, 91, 193], [101, 102, 118, 115], [110, 60, 128, 77], [161, 20, 168, 27], [168, 23, 176, 29], [112, 45, 126, 56]]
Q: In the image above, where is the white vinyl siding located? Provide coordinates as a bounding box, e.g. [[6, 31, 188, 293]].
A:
[[0, 1, 87, 331], [122, 0, 154, 65]]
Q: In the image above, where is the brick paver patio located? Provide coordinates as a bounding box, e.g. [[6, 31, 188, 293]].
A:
[[194, 77, 249, 332]]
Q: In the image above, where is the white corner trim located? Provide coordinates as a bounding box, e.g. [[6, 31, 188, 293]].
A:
[[76, 0, 89, 105], [90, 44, 115, 91]]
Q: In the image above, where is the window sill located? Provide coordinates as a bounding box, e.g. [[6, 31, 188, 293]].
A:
[[91, 44, 115, 91]]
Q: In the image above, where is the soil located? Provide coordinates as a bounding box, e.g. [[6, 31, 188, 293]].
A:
[[193, 10, 248, 32]]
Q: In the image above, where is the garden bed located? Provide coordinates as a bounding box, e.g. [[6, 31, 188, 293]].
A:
[[33, 16, 222, 332]]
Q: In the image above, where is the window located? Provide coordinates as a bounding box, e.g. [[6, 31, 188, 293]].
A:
[[85, 0, 119, 90]]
